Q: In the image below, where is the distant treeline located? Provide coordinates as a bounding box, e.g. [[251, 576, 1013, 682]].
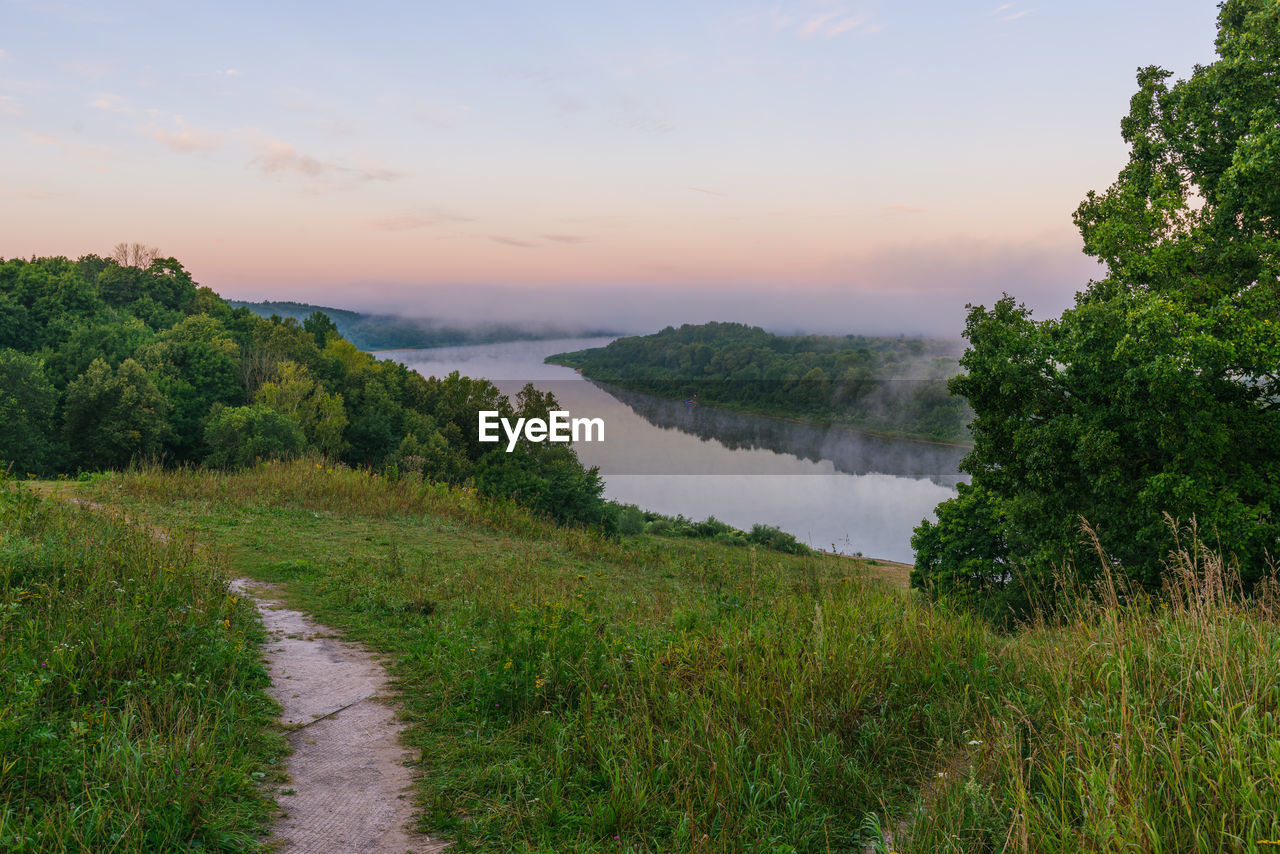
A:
[[548, 322, 972, 444], [0, 255, 615, 529], [230, 299, 616, 352]]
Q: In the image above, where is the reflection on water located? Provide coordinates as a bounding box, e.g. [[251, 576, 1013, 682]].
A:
[[592, 379, 966, 486], [384, 337, 968, 562]]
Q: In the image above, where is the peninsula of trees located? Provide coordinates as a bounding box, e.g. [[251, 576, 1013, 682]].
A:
[[548, 323, 971, 444]]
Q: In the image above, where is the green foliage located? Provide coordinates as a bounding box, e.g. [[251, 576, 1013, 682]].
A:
[[548, 321, 970, 443], [203, 404, 305, 469], [62, 358, 169, 471], [0, 253, 616, 533], [473, 385, 615, 531], [914, 0, 1280, 615], [0, 483, 282, 851], [0, 350, 58, 475], [137, 315, 243, 462], [253, 361, 348, 458]]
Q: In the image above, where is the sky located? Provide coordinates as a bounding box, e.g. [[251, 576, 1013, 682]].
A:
[[1, 1, 1223, 335]]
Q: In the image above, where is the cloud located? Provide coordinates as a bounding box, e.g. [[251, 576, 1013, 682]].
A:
[[369, 212, 470, 231], [490, 236, 538, 248], [690, 186, 727, 197], [992, 2, 1033, 21], [90, 93, 129, 113], [786, 5, 870, 39], [888, 203, 924, 213], [543, 234, 588, 244], [249, 136, 401, 182], [219, 68, 242, 76], [799, 11, 863, 38], [21, 128, 115, 159], [144, 115, 224, 153], [0, 95, 22, 118]]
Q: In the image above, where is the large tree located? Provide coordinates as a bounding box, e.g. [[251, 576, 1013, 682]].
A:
[[912, 0, 1280, 619]]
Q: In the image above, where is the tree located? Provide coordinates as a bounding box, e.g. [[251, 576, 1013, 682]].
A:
[[254, 361, 348, 458], [203, 404, 304, 469], [912, 0, 1280, 617], [136, 315, 243, 462], [0, 350, 58, 475], [110, 242, 160, 268], [63, 358, 170, 471]]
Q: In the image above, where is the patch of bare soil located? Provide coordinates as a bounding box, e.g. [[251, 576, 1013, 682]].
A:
[[231, 579, 447, 854]]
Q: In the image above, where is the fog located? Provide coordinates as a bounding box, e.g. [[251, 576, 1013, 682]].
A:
[[263, 236, 1103, 339]]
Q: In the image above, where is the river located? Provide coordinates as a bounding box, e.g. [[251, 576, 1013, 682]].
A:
[[383, 337, 967, 563]]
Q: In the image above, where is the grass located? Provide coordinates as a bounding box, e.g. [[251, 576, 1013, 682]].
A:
[[0, 477, 285, 853], [41, 460, 1280, 852]]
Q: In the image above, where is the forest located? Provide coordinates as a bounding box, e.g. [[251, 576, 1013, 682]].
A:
[[0, 255, 613, 529], [548, 323, 971, 444]]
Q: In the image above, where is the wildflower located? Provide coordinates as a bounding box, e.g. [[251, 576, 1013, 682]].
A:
[[504, 659, 512, 669]]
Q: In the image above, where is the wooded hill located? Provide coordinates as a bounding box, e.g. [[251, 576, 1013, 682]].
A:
[[0, 256, 613, 529]]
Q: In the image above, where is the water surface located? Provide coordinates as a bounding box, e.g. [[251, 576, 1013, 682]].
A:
[[383, 338, 967, 563]]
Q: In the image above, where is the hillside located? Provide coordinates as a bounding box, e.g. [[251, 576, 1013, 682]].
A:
[[13, 460, 1276, 852]]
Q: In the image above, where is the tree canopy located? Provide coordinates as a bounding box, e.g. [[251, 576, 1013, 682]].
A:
[[912, 0, 1280, 621]]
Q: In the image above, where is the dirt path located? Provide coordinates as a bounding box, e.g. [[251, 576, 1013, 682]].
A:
[[231, 579, 447, 854], [54, 493, 445, 851]]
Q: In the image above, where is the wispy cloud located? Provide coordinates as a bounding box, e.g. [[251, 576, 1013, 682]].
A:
[[749, 4, 874, 40], [218, 68, 242, 76], [992, 2, 1034, 21], [543, 234, 588, 244], [689, 186, 727, 197], [144, 115, 224, 153], [90, 92, 129, 113], [369, 211, 470, 231], [490, 236, 538, 248], [0, 95, 23, 118], [888, 202, 925, 213], [22, 128, 116, 159], [799, 11, 863, 39], [249, 135, 400, 182]]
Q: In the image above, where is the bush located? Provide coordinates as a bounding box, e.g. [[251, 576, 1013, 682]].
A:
[[203, 404, 304, 469]]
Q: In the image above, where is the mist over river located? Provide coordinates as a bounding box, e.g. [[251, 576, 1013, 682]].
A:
[[383, 337, 967, 563]]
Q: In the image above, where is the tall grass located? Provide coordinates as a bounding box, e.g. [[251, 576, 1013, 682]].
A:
[[89, 461, 1280, 852], [0, 479, 284, 852]]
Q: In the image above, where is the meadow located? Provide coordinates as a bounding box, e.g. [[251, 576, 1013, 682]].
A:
[[0, 477, 285, 852], [8, 460, 1270, 852]]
